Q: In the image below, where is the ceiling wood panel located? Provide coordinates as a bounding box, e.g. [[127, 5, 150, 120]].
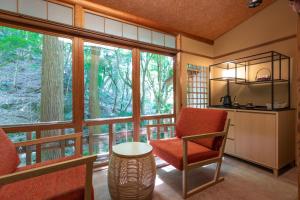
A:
[[89, 0, 274, 41]]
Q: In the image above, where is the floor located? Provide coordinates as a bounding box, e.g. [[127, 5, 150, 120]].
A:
[[93, 156, 298, 200]]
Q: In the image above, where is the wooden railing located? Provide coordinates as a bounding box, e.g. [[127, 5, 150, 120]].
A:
[[3, 114, 175, 167]]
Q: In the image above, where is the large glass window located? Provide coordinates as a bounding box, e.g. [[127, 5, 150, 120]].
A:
[[84, 42, 133, 119], [140, 52, 174, 115], [0, 26, 73, 125]]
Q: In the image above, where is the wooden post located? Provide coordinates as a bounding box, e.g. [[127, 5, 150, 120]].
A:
[[73, 3, 84, 153], [109, 124, 113, 155], [296, 14, 300, 200], [74, 4, 84, 28], [132, 48, 141, 142], [176, 34, 182, 122], [26, 132, 32, 165], [74, 6, 84, 155], [296, 15, 300, 166], [61, 129, 65, 157], [36, 130, 41, 163], [73, 37, 84, 154]]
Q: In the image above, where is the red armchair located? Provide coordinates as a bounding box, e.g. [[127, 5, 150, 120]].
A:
[[147, 108, 229, 198], [0, 128, 97, 200]]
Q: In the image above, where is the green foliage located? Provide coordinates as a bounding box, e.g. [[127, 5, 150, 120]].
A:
[[0, 26, 72, 125], [140, 52, 174, 115], [84, 44, 133, 119], [1, 25, 175, 163], [0, 26, 42, 68]]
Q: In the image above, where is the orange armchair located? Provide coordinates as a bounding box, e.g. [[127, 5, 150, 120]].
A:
[[147, 108, 229, 198], [0, 128, 97, 200]]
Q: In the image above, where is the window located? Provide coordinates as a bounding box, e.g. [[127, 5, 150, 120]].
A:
[[140, 52, 174, 115], [84, 42, 133, 119], [84, 11, 176, 49], [0, 26, 73, 125], [187, 64, 208, 108]]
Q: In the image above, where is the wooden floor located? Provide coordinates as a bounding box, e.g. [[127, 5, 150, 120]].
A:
[[93, 156, 298, 200]]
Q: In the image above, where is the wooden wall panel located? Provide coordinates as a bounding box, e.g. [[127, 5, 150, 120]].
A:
[[297, 15, 300, 166]]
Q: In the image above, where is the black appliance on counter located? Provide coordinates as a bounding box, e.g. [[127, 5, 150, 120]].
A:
[[220, 95, 232, 107]]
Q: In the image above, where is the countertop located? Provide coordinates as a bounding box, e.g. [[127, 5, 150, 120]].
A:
[[209, 105, 294, 113]]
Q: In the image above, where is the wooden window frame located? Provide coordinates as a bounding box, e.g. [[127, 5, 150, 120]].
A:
[[0, 7, 178, 167]]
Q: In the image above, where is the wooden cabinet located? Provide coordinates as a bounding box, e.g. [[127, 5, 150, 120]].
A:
[[224, 138, 235, 155], [219, 109, 295, 175], [235, 112, 276, 168]]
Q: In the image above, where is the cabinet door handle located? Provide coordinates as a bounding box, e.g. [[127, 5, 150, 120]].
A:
[[230, 124, 235, 126]]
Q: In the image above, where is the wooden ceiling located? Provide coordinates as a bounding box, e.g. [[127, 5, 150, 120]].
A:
[[89, 0, 274, 43]]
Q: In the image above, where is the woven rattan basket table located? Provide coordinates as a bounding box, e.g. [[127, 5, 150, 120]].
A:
[[108, 142, 156, 200]]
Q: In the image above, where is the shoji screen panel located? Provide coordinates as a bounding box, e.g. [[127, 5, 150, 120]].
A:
[[138, 27, 151, 43], [165, 35, 176, 49], [48, 2, 73, 26], [19, 0, 47, 19], [187, 65, 208, 108], [152, 31, 164, 46], [0, 0, 74, 25], [0, 0, 17, 12], [83, 11, 176, 49], [123, 23, 137, 40], [105, 18, 122, 37], [84, 12, 105, 33]]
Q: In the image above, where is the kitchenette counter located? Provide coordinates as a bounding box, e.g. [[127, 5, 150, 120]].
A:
[[209, 105, 294, 113], [209, 106, 295, 176]]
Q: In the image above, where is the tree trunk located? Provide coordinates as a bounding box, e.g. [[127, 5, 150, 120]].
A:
[[40, 35, 64, 161], [88, 46, 101, 154]]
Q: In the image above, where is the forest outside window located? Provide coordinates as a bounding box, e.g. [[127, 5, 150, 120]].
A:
[[0, 26, 73, 125], [84, 42, 133, 119], [140, 52, 174, 115]]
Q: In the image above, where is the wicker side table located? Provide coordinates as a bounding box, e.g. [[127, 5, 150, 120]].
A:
[[108, 142, 156, 200]]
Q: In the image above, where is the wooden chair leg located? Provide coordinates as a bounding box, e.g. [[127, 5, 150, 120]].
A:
[[182, 169, 188, 198], [214, 159, 222, 181], [183, 160, 225, 198]]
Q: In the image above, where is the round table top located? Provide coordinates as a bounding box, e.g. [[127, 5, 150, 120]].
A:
[[112, 142, 153, 157]]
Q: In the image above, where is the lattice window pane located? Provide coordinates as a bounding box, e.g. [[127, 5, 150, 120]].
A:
[[187, 64, 208, 108]]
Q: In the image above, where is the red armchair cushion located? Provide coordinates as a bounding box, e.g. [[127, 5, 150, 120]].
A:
[[150, 138, 219, 170], [176, 108, 227, 150], [0, 128, 20, 176], [0, 156, 94, 200]]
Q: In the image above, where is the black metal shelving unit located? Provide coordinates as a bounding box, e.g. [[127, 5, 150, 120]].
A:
[[209, 51, 291, 110]]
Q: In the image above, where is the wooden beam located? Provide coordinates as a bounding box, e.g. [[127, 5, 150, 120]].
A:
[[0, 11, 178, 55], [109, 124, 113, 155], [2, 122, 74, 133], [132, 48, 141, 142], [74, 4, 84, 28], [59, 0, 213, 45], [84, 117, 133, 126], [14, 133, 82, 148], [140, 114, 174, 121], [176, 35, 183, 119], [25, 132, 32, 165], [36, 130, 41, 163], [73, 37, 84, 134], [296, 15, 300, 167]]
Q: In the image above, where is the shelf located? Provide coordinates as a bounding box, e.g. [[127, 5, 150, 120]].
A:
[[208, 51, 291, 110], [210, 77, 246, 82], [235, 79, 288, 85], [210, 51, 290, 68]]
